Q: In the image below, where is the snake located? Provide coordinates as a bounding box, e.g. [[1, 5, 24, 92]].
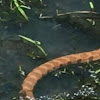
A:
[[19, 48, 100, 100]]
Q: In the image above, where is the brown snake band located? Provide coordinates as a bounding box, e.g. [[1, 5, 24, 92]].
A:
[[19, 48, 100, 100]]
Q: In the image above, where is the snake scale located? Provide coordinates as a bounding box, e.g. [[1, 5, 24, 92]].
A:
[[19, 48, 100, 100]]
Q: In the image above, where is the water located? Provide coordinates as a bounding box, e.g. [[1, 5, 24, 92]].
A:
[[0, 0, 100, 100]]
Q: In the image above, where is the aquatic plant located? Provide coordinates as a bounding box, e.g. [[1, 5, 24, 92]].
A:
[[18, 35, 47, 58], [10, 0, 30, 20], [18, 65, 25, 76], [89, 1, 94, 11]]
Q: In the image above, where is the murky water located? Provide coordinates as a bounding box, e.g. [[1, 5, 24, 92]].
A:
[[0, 0, 100, 100]]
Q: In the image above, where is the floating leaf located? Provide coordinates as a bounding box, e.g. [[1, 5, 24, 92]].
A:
[[89, 2, 94, 10], [18, 35, 38, 44], [17, 7, 28, 20], [20, 5, 31, 9], [13, 0, 19, 7], [10, 0, 29, 20]]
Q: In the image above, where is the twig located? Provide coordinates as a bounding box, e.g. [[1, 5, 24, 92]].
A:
[[39, 11, 100, 19]]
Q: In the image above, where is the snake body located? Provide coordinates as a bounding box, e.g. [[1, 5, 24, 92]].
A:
[[19, 48, 100, 100]]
